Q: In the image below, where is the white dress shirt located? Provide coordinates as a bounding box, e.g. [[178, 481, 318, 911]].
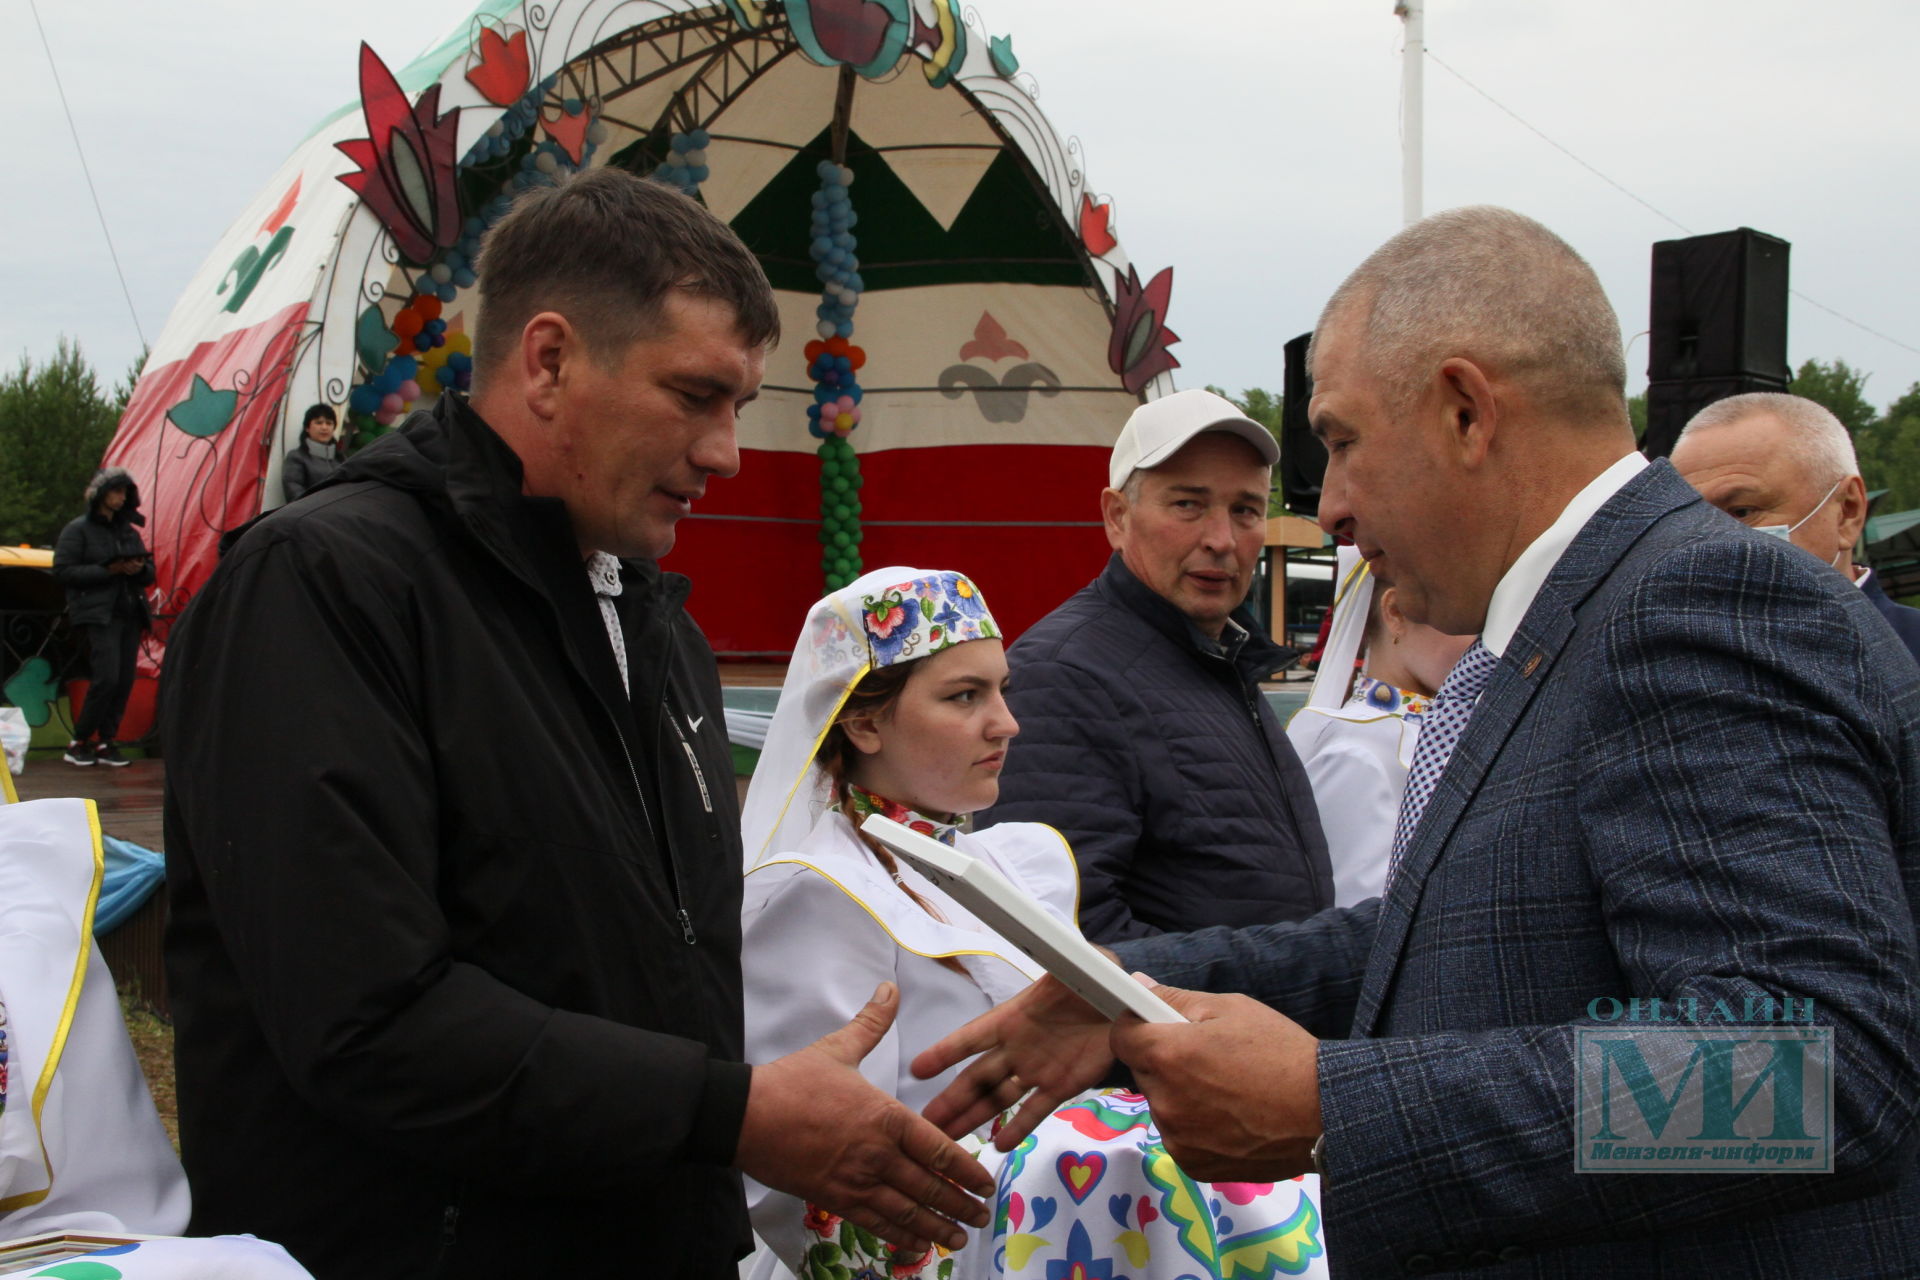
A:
[[1481, 451, 1649, 658]]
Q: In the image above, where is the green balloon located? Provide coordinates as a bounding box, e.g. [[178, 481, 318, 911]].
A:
[[833, 531, 851, 548]]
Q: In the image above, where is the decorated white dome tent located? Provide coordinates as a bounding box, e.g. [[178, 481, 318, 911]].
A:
[[103, 0, 1184, 724]]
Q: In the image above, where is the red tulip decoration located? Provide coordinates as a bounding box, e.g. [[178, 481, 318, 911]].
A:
[[1107, 265, 1181, 395], [336, 42, 464, 267]]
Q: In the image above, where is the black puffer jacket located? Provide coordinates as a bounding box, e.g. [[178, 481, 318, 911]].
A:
[[52, 467, 153, 626], [985, 554, 1332, 941], [162, 393, 750, 1278]]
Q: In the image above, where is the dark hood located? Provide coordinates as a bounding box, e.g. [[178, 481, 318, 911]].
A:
[[84, 466, 145, 527]]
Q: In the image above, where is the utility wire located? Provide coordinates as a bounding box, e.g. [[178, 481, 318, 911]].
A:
[[1424, 47, 1920, 361], [28, 0, 148, 351]]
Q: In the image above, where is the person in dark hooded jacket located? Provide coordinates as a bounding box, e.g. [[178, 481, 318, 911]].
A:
[[52, 466, 153, 766], [160, 168, 994, 1280]]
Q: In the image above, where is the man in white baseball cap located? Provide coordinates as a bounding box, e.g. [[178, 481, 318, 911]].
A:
[[985, 388, 1332, 943]]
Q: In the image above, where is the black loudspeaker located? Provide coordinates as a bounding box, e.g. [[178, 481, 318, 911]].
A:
[[1278, 332, 1324, 516], [1641, 228, 1790, 457]]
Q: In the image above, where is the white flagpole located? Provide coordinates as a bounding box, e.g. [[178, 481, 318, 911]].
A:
[[1396, 0, 1424, 226]]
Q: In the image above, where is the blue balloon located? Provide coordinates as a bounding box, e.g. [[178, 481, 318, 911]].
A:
[[835, 355, 851, 373], [390, 355, 419, 380], [835, 321, 854, 338], [806, 403, 822, 419], [848, 386, 864, 404], [349, 384, 381, 414], [449, 352, 472, 371], [816, 159, 839, 180], [438, 283, 458, 303], [453, 268, 477, 288], [564, 97, 583, 115], [372, 368, 401, 394], [813, 385, 834, 404], [690, 165, 710, 183], [434, 365, 457, 388], [690, 128, 710, 148]]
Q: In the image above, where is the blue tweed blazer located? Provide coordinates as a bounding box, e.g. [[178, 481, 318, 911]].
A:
[[1116, 461, 1920, 1277]]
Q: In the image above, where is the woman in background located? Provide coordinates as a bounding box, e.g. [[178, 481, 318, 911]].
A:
[[1287, 548, 1474, 904], [740, 566, 1327, 1280]]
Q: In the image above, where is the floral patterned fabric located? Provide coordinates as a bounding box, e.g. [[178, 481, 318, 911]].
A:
[[844, 783, 961, 847], [792, 1092, 1327, 1280], [857, 571, 999, 667], [1350, 676, 1430, 722]]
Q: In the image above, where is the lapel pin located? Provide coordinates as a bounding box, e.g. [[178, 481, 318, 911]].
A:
[[1522, 652, 1543, 678]]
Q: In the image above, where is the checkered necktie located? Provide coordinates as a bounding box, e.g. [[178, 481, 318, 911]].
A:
[[1386, 639, 1498, 888]]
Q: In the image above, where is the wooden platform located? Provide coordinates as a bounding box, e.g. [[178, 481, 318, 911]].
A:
[[14, 754, 166, 851]]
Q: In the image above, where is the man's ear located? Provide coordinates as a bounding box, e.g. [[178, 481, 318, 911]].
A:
[[1837, 474, 1871, 550], [840, 714, 884, 756], [1100, 486, 1130, 552], [520, 312, 573, 423], [1433, 356, 1501, 470]]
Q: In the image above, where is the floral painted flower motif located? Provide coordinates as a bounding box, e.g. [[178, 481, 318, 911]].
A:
[[788, 0, 912, 78], [336, 42, 463, 267], [804, 1202, 840, 1237], [866, 592, 910, 639], [464, 24, 530, 107], [949, 574, 990, 621], [1107, 265, 1181, 396], [1046, 1220, 1129, 1280]]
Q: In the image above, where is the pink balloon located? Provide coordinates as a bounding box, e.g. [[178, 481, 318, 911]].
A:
[[836, 395, 855, 412], [374, 408, 399, 426], [380, 393, 404, 414], [398, 380, 422, 401], [847, 405, 862, 423]]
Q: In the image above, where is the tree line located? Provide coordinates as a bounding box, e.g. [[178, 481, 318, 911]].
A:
[[3, 342, 1916, 549], [0, 339, 142, 547], [1220, 360, 1920, 524]]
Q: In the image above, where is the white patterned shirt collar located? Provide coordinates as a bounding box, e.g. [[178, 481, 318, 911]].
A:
[[586, 551, 628, 696], [1481, 451, 1648, 658]]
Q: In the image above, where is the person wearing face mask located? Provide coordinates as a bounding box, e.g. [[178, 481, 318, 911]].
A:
[[1285, 548, 1475, 906], [738, 567, 1328, 1280], [1671, 391, 1920, 666]]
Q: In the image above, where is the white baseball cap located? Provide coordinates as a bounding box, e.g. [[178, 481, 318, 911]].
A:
[[1108, 388, 1280, 491]]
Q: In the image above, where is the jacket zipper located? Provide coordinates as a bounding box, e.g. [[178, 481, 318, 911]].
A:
[[645, 599, 701, 947]]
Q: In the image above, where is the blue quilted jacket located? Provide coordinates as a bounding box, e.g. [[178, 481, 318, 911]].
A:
[[984, 554, 1332, 941]]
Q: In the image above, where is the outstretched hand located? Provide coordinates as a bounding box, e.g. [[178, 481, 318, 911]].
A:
[[1114, 981, 1322, 1182], [735, 982, 995, 1256], [911, 974, 1115, 1150]]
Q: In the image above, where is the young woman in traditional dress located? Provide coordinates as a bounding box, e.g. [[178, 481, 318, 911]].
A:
[[739, 566, 1328, 1280]]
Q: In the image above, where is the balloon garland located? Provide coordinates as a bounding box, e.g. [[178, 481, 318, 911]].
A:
[[805, 160, 865, 591], [653, 128, 713, 196]]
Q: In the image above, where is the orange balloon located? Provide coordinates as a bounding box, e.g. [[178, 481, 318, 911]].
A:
[[392, 310, 423, 339], [414, 295, 443, 321], [847, 347, 866, 371], [825, 336, 850, 356], [803, 340, 827, 361]]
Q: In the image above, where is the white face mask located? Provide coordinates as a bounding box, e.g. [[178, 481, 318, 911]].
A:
[[1755, 476, 1846, 543]]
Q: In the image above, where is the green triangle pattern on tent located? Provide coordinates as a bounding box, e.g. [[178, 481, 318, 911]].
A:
[[727, 128, 1091, 294]]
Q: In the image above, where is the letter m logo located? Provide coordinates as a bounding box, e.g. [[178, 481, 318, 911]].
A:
[[1574, 1027, 1833, 1173]]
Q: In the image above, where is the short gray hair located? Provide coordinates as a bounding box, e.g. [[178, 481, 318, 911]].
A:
[[1677, 392, 1859, 488], [1311, 206, 1627, 422]]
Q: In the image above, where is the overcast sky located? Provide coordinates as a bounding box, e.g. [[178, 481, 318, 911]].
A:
[[6, 0, 1917, 407]]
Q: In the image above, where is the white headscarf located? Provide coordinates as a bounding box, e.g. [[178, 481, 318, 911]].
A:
[[1305, 544, 1373, 709], [739, 565, 1002, 868]]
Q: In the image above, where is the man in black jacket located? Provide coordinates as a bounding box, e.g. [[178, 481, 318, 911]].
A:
[[162, 168, 991, 1279], [986, 389, 1332, 940], [53, 466, 153, 767]]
